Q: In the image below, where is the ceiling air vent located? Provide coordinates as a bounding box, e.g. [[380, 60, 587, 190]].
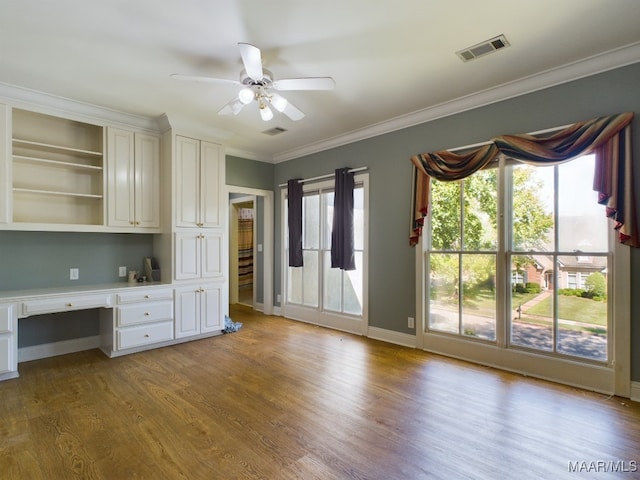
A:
[[262, 126, 288, 136], [456, 34, 510, 62]]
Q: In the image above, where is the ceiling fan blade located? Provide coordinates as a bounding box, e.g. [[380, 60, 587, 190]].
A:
[[170, 73, 240, 86], [267, 93, 305, 121], [272, 77, 335, 91], [218, 98, 245, 116], [238, 42, 263, 81], [282, 101, 305, 121]]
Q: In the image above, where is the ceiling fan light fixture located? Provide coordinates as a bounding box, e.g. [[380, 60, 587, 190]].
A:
[[259, 104, 274, 121], [270, 93, 288, 113], [238, 87, 255, 104]]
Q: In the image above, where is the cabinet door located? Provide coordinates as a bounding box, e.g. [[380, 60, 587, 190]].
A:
[[201, 231, 223, 278], [0, 336, 13, 374], [201, 284, 223, 333], [134, 133, 160, 229], [175, 136, 200, 228], [175, 232, 200, 280], [0, 304, 16, 374], [174, 287, 200, 338], [107, 128, 135, 227], [200, 141, 223, 227]]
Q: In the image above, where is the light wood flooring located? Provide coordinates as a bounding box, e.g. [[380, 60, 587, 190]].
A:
[[1, 305, 639, 479]]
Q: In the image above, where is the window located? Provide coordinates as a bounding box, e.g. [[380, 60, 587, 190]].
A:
[[421, 154, 628, 392], [283, 175, 368, 334]]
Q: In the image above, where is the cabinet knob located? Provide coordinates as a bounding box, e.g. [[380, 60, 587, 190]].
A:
[[144, 312, 150, 316], [144, 334, 150, 338], [144, 295, 151, 299], [136, 221, 140, 225], [129, 221, 135, 225], [67, 303, 73, 307]]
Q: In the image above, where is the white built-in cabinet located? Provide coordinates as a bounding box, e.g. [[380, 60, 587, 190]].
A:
[[0, 105, 163, 232], [175, 136, 224, 228], [106, 128, 161, 230], [168, 135, 227, 338], [174, 283, 224, 338]]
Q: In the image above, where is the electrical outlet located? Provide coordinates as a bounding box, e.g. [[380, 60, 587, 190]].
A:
[[408, 317, 415, 329], [70, 268, 79, 280], [118, 266, 127, 277]]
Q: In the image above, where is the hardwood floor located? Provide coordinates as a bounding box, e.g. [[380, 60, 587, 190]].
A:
[[1, 305, 639, 479]]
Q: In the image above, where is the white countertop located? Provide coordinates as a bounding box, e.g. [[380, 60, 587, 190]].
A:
[[0, 281, 173, 301]]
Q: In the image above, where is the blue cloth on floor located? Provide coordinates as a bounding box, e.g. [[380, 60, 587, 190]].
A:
[[223, 315, 243, 333]]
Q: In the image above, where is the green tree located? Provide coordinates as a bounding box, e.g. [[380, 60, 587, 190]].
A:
[[429, 165, 553, 295], [511, 166, 554, 250], [585, 272, 606, 297]]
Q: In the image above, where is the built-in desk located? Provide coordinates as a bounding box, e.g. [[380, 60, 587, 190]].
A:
[[0, 282, 178, 381]]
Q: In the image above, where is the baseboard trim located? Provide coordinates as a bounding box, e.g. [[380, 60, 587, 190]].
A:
[[18, 335, 101, 363], [631, 381, 640, 403], [367, 326, 416, 348]]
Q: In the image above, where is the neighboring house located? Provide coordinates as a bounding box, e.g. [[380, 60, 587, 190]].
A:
[[514, 253, 607, 290]]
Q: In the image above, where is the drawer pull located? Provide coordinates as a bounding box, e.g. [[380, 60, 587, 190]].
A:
[[144, 334, 150, 338], [144, 312, 150, 316], [144, 295, 151, 299], [67, 303, 73, 307]]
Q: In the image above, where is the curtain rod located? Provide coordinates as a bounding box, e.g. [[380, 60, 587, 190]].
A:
[[278, 167, 368, 188], [447, 123, 572, 153]]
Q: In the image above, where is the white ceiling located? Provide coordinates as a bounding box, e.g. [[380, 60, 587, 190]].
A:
[[1, 0, 639, 162]]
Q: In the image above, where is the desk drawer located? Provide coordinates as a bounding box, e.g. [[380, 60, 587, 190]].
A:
[[116, 289, 173, 305], [22, 294, 112, 316], [117, 322, 173, 350], [117, 301, 173, 327]]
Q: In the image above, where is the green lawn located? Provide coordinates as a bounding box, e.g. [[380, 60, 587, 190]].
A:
[[437, 288, 607, 328], [526, 294, 606, 326]]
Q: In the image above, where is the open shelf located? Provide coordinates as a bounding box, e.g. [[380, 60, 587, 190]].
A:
[[13, 154, 104, 172], [11, 108, 105, 226]]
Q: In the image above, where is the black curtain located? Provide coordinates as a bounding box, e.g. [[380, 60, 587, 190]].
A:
[[287, 179, 304, 267], [331, 168, 356, 270]]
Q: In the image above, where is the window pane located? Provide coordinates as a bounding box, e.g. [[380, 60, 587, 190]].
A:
[[461, 254, 496, 340], [343, 252, 363, 315], [509, 254, 553, 352], [354, 187, 364, 251], [428, 253, 459, 334], [323, 251, 342, 312], [303, 194, 320, 249], [511, 164, 554, 251], [287, 265, 302, 304], [321, 191, 333, 249], [463, 170, 498, 251], [557, 155, 608, 252], [557, 260, 608, 361], [302, 250, 319, 307], [430, 181, 461, 250]]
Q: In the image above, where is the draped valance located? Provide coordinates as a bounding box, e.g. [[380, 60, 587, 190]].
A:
[[410, 112, 637, 247]]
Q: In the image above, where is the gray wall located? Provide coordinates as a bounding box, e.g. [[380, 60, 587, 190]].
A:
[[226, 154, 274, 190], [270, 63, 640, 380]]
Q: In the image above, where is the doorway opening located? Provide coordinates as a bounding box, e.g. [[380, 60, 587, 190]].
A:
[[230, 197, 255, 307], [227, 187, 274, 315]]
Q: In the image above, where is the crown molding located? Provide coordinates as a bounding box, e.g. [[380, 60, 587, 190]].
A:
[[272, 42, 640, 163], [0, 81, 163, 132]]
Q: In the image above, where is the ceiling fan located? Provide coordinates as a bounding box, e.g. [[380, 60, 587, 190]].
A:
[[171, 43, 335, 121]]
